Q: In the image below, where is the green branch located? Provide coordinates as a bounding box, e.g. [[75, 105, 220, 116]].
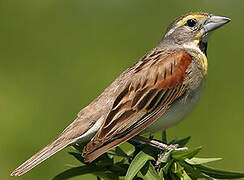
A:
[[53, 132, 244, 180]]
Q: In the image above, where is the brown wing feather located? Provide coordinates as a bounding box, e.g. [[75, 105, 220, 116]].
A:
[[82, 51, 192, 162]]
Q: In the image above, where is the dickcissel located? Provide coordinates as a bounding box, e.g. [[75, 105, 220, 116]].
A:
[[11, 12, 230, 176]]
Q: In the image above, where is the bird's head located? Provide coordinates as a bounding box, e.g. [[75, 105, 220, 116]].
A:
[[161, 12, 231, 55]]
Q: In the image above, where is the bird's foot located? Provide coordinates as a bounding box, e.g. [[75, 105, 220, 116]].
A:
[[132, 135, 188, 151], [165, 144, 188, 151], [154, 143, 187, 169], [148, 139, 188, 151]]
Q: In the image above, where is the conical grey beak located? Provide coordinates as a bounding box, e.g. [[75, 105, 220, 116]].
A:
[[203, 15, 231, 33]]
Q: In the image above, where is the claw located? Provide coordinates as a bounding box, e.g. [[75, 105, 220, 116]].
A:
[[174, 146, 188, 151], [158, 143, 188, 151], [132, 135, 188, 152]]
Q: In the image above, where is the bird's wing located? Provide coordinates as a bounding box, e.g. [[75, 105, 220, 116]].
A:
[[82, 50, 192, 162]]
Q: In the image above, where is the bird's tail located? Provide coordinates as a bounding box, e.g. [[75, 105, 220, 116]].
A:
[[10, 137, 72, 176]]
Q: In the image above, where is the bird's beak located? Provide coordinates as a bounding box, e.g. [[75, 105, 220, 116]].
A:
[[203, 15, 231, 34]]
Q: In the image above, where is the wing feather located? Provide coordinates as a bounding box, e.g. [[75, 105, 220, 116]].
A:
[[82, 51, 192, 162]]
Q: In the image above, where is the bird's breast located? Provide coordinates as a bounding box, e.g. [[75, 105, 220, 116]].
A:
[[142, 79, 205, 134]]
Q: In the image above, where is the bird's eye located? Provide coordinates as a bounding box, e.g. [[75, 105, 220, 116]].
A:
[[186, 19, 197, 27]]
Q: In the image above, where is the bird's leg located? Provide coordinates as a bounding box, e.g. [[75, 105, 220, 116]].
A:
[[133, 135, 188, 170], [132, 135, 188, 151], [155, 150, 167, 170], [155, 130, 168, 169]]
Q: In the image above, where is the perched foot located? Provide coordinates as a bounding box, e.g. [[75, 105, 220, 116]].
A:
[[132, 135, 188, 151], [132, 135, 188, 170], [155, 150, 167, 169]]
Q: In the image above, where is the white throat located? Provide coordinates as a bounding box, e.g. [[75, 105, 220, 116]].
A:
[[182, 40, 208, 76]]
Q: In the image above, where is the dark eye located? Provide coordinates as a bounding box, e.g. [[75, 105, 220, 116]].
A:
[[186, 19, 197, 27]]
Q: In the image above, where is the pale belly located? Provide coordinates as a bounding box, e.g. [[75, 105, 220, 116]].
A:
[[142, 81, 205, 134]]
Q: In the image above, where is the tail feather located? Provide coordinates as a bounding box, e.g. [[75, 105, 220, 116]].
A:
[[10, 138, 72, 176]]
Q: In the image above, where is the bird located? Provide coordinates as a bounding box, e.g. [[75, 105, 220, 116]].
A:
[[11, 12, 231, 176]]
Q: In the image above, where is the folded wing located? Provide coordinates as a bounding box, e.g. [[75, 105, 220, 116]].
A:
[[82, 50, 192, 162]]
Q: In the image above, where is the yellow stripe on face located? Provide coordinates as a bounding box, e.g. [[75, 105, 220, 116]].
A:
[[165, 13, 208, 37], [175, 14, 208, 40], [176, 14, 207, 27]]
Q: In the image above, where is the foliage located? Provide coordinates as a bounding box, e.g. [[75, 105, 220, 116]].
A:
[[53, 133, 244, 180]]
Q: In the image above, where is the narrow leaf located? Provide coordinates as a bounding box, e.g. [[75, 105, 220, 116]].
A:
[[125, 151, 154, 180], [160, 150, 173, 163], [169, 136, 191, 148], [172, 147, 202, 160], [186, 157, 222, 165], [180, 169, 192, 180], [171, 162, 183, 174], [93, 171, 119, 180], [115, 146, 131, 158], [140, 161, 149, 176], [108, 164, 128, 176], [179, 161, 205, 179], [163, 159, 174, 174], [52, 165, 107, 180], [143, 162, 161, 180], [196, 164, 244, 179], [169, 170, 180, 180], [95, 155, 113, 167], [171, 162, 191, 180]]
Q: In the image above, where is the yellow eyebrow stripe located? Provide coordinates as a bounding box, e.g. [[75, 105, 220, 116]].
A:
[[176, 14, 207, 27]]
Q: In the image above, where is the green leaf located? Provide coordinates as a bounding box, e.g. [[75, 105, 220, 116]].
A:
[[196, 164, 244, 179], [125, 150, 154, 180], [163, 159, 174, 174], [115, 159, 128, 167], [185, 157, 222, 165], [52, 165, 107, 180], [160, 150, 173, 163], [142, 162, 161, 180], [205, 177, 217, 180], [94, 171, 119, 180], [115, 146, 131, 158], [171, 162, 191, 180], [108, 147, 130, 163], [140, 161, 149, 176], [172, 147, 202, 160], [169, 170, 181, 180], [58, 135, 244, 180], [169, 136, 191, 148], [95, 154, 113, 167], [108, 164, 128, 176], [171, 162, 184, 174], [179, 161, 205, 179], [180, 169, 192, 180]]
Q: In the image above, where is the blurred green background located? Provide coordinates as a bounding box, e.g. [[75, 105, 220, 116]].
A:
[[1, 0, 244, 179]]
